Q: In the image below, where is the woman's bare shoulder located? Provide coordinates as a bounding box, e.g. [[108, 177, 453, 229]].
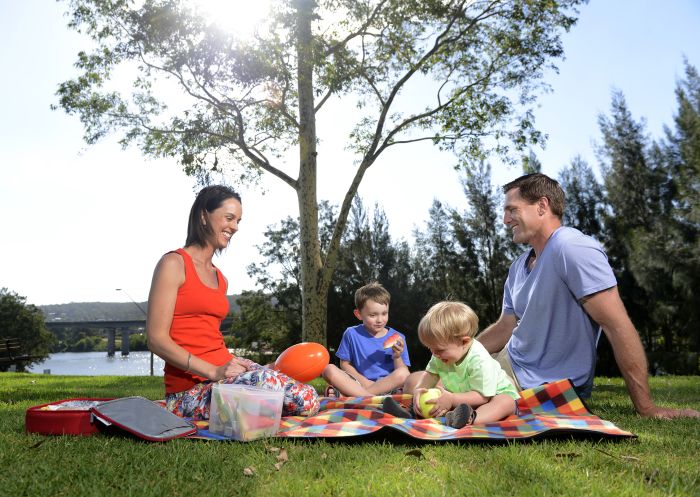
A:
[[153, 251, 186, 282]]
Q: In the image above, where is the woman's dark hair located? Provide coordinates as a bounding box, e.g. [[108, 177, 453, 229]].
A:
[[185, 185, 241, 249]]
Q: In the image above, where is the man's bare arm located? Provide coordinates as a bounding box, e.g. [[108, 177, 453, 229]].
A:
[[583, 287, 699, 419], [476, 313, 517, 354]]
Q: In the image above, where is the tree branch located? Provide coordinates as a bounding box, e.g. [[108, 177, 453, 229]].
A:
[[320, 1, 505, 287], [323, 0, 388, 57], [127, 37, 299, 188]]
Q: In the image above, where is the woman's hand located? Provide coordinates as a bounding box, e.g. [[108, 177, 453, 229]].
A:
[[232, 356, 256, 370], [224, 361, 247, 378], [212, 357, 253, 381]]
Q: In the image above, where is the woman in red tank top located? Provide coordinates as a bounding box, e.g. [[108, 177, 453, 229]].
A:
[[146, 185, 319, 420]]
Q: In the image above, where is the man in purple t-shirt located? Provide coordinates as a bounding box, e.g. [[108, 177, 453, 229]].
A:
[[477, 173, 699, 419]]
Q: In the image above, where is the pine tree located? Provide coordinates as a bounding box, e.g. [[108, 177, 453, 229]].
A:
[[660, 61, 700, 369], [597, 91, 658, 368], [558, 155, 604, 238], [452, 162, 516, 323], [598, 90, 689, 373], [521, 149, 543, 174], [413, 200, 465, 304]]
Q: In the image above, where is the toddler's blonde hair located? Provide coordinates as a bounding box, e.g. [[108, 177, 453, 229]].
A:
[[418, 301, 479, 346]]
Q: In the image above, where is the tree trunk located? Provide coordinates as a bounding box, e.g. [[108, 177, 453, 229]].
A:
[[295, 0, 328, 345]]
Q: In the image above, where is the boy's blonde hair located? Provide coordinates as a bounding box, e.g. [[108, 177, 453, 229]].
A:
[[354, 282, 391, 310], [418, 301, 479, 346]]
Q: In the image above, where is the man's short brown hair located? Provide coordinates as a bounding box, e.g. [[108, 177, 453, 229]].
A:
[[354, 282, 391, 310], [503, 173, 565, 219]]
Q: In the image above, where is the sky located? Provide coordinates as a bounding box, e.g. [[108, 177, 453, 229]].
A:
[[1, 0, 699, 306]]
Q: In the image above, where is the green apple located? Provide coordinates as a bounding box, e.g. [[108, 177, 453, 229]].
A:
[[418, 388, 442, 418]]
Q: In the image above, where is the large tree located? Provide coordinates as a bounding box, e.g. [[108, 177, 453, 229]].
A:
[[246, 200, 340, 345], [57, 0, 585, 344], [665, 62, 700, 303]]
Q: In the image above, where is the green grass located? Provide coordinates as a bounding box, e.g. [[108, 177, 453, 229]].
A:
[[1, 374, 698, 497]]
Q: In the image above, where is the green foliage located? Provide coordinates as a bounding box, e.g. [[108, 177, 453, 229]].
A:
[[452, 161, 518, 324], [521, 149, 543, 174], [558, 155, 604, 238], [48, 328, 109, 353], [598, 92, 661, 355], [127, 332, 149, 352], [71, 335, 105, 352], [0, 288, 55, 372], [228, 290, 296, 357], [668, 61, 700, 230], [595, 66, 700, 375], [663, 61, 700, 359], [413, 199, 465, 303], [45, 331, 148, 354]]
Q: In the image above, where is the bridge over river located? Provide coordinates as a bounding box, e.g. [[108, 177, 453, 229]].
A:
[[45, 317, 235, 356]]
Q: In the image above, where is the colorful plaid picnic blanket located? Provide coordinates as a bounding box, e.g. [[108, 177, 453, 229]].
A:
[[192, 379, 635, 441]]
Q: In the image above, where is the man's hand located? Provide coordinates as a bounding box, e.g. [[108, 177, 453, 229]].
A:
[[477, 313, 517, 354], [639, 406, 700, 420]]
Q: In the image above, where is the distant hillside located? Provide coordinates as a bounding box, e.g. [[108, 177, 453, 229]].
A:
[[41, 296, 241, 322]]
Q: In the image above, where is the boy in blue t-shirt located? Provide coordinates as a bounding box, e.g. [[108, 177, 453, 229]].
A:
[[322, 282, 410, 396]]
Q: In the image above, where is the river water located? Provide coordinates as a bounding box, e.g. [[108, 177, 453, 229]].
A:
[[27, 351, 165, 376]]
